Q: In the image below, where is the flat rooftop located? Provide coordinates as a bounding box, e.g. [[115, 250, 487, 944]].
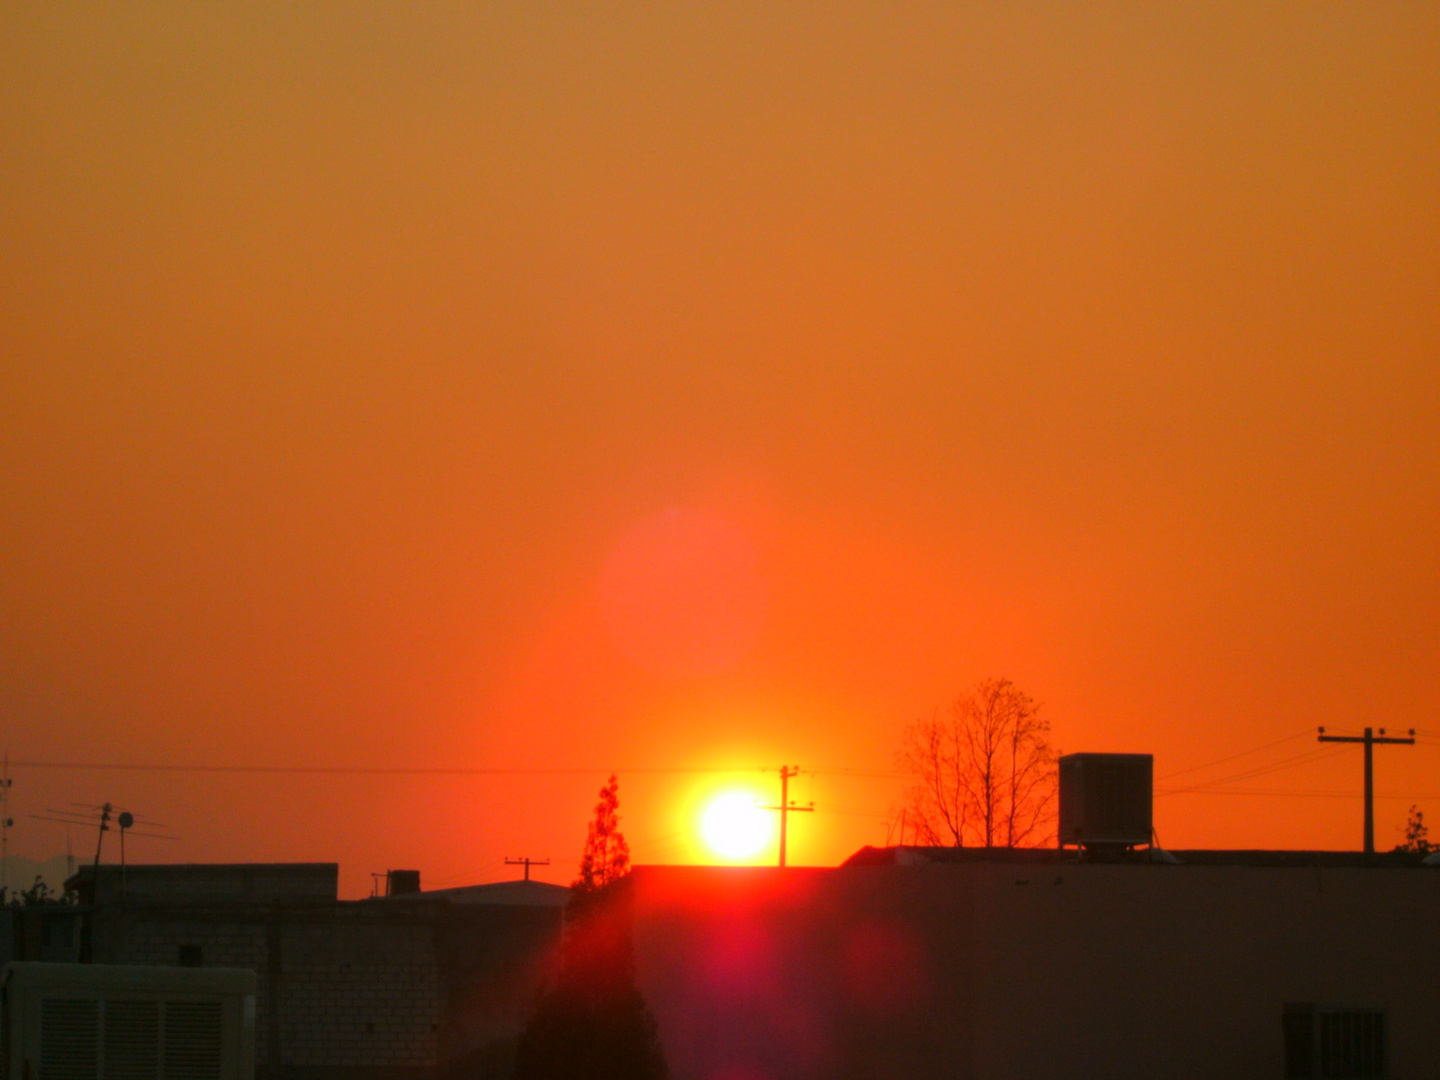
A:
[[843, 845, 1437, 868], [67, 862, 339, 905]]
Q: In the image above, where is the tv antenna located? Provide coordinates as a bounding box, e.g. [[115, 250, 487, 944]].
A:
[[30, 804, 176, 873], [504, 857, 550, 881]]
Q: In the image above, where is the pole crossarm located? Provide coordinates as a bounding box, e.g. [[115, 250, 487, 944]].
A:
[[504, 856, 550, 882], [1317, 727, 1416, 853], [760, 765, 814, 868]]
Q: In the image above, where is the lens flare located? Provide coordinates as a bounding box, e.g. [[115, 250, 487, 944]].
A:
[[700, 792, 773, 861]]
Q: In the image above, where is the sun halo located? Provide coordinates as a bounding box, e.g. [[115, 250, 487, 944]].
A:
[[700, 791, 773, 862]]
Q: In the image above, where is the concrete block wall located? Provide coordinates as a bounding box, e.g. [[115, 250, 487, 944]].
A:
[[79, 863, 338, 907], [109, 914, 270, 969], [101, 912, 276, 1060], [280, 919, 441, 1069], [79, 888, 564, 1080]]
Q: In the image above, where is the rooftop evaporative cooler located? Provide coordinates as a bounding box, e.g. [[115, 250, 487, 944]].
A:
[[1058, 752, 1153, 850]]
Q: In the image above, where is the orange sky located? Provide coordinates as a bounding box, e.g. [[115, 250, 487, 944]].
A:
[[2, 4, 1438, 897]]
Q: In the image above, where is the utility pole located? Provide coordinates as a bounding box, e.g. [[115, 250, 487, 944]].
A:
[[1, 753, 12, 893], [92, 802, 112, 871], [1317, 727, 1415, 853], [761, 766, 813, 868], [504, 857, 550, 882]]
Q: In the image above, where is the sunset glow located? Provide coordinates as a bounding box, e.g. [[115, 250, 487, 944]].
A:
[[1, 6, 1437, 896], [700, 792, 773, 862]]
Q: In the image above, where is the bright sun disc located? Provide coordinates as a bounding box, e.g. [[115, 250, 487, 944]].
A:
[[701, 792, 772, 860]]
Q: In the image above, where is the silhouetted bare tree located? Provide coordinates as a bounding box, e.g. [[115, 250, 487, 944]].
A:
[[1396, 804, 1431, 854], [898, 677, 1057, 848]]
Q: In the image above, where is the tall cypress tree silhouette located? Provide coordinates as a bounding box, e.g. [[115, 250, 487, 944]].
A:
[[513, 775, 668, 1080], [574, 774, 631, 892]]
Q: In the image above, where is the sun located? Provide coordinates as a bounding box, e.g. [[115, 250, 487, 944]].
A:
[[700, 791, 773, 861]]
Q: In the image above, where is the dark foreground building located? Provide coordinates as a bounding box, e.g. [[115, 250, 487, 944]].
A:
[[14, 847, 1438, 1079], [624, 847, 1440, 1080], [55, 863, 566, 1080]]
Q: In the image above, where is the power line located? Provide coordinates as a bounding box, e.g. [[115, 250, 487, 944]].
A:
[[628, 827, 696, 863], [1155, 746, 1350, 797], [1161, 746, 1346, 790], [1155, 730, 1312, 782], [6, 758, 916, 781], [6, 760, 775, 777], [1156, 789, 1440, 800], [814, 803, 894, 821]]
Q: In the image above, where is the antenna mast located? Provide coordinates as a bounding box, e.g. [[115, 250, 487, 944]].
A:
[[32, 804, 173, 887], [118, 811, 134, 898]]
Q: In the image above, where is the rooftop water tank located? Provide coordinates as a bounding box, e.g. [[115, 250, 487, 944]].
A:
[[386, 869, 421, 895], [1058, 753, 1153, 849]]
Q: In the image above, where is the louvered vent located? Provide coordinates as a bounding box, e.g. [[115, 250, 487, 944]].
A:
[[1058, 753, 1153, 848], [40, 998, 99, 1080], [163, 1002, 224, 1080], [103, 1002, 160, 1080]]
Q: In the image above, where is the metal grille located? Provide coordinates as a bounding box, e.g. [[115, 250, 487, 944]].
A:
[[1058, 753, 1153, 846], [1283, 1008, 1314, 1078], [162, 1002, 223, 1080], [39, 999, 99, 1080], [1318, 1010, 1385, 1078], [103, 1002, 160, 1080], [1285, 1004, 1386, 1079]]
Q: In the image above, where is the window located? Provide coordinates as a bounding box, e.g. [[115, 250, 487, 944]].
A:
[[1284, 1003, 1386, 1078]]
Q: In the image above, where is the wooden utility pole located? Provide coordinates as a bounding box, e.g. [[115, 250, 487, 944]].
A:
[[761, 766, 813, 868], [1, 753, 12, 893], [1317, 727, 1415, 853], [504, 856, 550, 881], [92, 802, 111, 871]]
